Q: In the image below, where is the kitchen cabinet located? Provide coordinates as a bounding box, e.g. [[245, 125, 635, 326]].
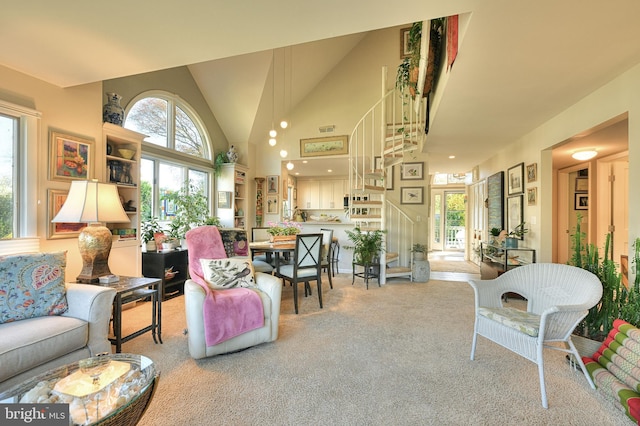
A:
[[298, 179, 346, 210]]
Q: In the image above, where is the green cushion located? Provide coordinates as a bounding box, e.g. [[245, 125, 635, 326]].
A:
[[478, 306, 540, 337]]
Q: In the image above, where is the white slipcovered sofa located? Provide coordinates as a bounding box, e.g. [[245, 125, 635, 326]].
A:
[[0, 252, 116, 393]]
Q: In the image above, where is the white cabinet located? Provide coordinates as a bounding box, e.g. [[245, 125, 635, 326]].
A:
[[102, 122, 146, 276], [298, 179, 346, 210], [217, 163, 248, 229]]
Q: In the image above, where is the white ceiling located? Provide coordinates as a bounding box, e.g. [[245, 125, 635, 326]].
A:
[[3, 1, 640, 175]]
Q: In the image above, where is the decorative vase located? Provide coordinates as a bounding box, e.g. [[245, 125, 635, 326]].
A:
[[505, 237, 519, 248], [227, 145, 238, 163], [103, 92, 125, 126]]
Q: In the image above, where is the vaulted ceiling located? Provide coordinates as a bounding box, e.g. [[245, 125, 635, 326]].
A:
[[3, 1, 640, 174]]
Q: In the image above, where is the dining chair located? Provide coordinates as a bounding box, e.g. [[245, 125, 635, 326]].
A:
[[251, 227, 272, 262], [277, 233, 324, 314], [320, 228, 334, 289]]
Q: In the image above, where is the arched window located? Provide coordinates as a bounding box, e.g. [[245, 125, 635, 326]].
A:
[[124, 91, 214, 221]]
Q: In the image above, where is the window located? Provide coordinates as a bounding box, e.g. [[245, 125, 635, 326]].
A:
[[125, 91, 213, 221], [0, 100, 39, 246]]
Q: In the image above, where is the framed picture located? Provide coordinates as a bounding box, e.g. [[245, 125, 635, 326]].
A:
[[218, 191, 232, 209], [575, 178, 588, 192], [267, 175, 279, 194], [400, 26, 412, 58], [526, 163, 537, 183], [507, 162, 524, 195], [49, 130, 94, 181], [266, 196, 278, 214], [575, 193, 588, 210], [487, 171, 504, 231], [300, 135, 348, 157], [400, 187, 423, 204], [401, 162, 424, 180], [507, 195, 524, 239], [527, 187, 537, 206], [375, 156, 394, 190], [47, 189, 86, 239]]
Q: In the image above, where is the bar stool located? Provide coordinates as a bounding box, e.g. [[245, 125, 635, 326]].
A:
[[330, 236, 340, 276]]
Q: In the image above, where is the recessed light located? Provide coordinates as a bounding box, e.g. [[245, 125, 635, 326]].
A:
[[572, 150, 597, 161], [449, 155, 455, 159], [328, 169, 333, 173]]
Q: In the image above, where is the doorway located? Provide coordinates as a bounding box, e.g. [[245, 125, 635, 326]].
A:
[[431, 190, 466, 252]]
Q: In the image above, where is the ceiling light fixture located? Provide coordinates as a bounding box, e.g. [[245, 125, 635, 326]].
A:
[[286, 161, 294, 170], [449, 155, 456, 159], [268, 50, 277, 144], [268, 138, 276, 147], [572, 150, 597, 161], [280, 149, 288, 158]]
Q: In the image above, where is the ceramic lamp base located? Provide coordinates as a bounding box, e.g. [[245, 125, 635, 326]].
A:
[[77, 224, 114, 283]]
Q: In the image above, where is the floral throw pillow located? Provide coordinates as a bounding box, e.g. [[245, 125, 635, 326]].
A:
[[199, 258, 256, 290], [0, 251, 68, 324]]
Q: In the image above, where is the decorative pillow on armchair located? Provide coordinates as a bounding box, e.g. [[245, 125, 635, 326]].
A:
[[219, 229, 249, 257], [200, 258, 256, 289], [0, 251, 68, 324]]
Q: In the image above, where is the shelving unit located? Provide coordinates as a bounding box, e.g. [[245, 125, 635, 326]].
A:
[[102, 123, 147, 277], [217, 163, 248, 229], [480, 241, 536, 278]]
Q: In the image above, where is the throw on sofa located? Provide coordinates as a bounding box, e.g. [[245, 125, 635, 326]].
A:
[[0, 252, 116, 393]]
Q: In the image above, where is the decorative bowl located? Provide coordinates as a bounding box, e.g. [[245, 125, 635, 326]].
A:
[[118, 148, 136, 160]]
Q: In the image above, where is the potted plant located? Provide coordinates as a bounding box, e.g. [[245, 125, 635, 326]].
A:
[[411, 243, 427, 261], [506, 222, 528, 248], [345, 227, 386, 265], [266, 221, 302, 242], [141, 217, 163, 251], [162, 183, 210, 245]]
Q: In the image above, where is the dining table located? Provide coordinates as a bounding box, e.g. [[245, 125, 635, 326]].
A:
[[249, 241, 296, 275]]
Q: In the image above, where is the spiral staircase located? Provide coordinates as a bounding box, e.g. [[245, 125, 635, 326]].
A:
[[348, 66, 427, 284]]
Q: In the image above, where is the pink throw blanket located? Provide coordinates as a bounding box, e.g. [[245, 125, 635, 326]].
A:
[[186, 226, 264, 346]]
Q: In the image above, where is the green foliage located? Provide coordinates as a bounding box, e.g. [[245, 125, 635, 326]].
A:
[[411, 243, 427, 253], [214, 152, 227, 177], [141, 217, 163, 243], [490, 227, 502, 237], [162, 183, 210, 239], [620, 238, 640, 327], [345, 227, 386, 264], [509, 222, 529, 239], [140, 180, 152, 220]]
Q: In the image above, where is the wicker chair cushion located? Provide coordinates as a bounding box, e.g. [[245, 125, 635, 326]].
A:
[[583, 319, 640, 423], [478, 306, 540, 337]]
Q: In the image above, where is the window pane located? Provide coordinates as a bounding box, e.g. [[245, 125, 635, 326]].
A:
[[140, 158, 154, 220], [0, 114, 15, 239], [159, 163, 184, 220], [126, 97, 168, 147], [175, 106, 204, 156], [188, 169, 207, 193]]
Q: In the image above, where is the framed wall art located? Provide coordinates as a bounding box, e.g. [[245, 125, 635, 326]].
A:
[[218, 191, 232, 209], [47, 189, 86, 239], [575, 193, 588, 210], [49, 130, 94, 181], [266, 195, 279, 214], [400, 26, 412, 58], [400, 187, 423, 204], [526, 163, 537, 183], [575, 178, 588, 192], [300, 135, 348, 157], [507, 162, 524, 195], [506, 195, 524, 238], [267, 175, 279, 194], [401, 162, 424, 180], [527, 187, 537, 206], [487, 171, 504, 231], [375, 156, 394, 190]]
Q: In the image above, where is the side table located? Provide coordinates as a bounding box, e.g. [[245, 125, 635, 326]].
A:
[[98, 276, 162, 353], [413, 259, 431, 282], [352, 262, 381, 289], [142, 249, 189, 300]]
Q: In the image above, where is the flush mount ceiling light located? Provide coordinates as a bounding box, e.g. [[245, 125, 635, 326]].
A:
[[286, 161, 294, 170], [572, 150, 597, 161]]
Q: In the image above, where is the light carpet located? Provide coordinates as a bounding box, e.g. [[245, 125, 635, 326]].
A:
[[119, 275, 630, 426]]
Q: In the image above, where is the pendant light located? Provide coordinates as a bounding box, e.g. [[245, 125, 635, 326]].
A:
[[268, 49, 277, 144]]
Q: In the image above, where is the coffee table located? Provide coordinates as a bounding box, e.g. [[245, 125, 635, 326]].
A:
[[0, 353, 159, 426]]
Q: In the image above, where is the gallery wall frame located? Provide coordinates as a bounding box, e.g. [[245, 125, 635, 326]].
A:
[[300, 135, 348, 157], [487, 171, 504, 231], [218, 191, 232, 209], [401, 27, 412, 58], [575, 193, 588, 210], [49, 130, 94, 181], [267, 175, 279, 194], [507, 195, 524, 239], [507, 162, 524, 195], [47, 189, 86, 239], [575, 178, 588, 192], [527, 187, 537, 206], [401, 162, 424, 180], [266, 195, 279, 214], [526, 163, 537, 183], [400, 187, 423, 204]]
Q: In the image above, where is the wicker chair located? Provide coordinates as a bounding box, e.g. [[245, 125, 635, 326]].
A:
[[468, 263, 602, 408]]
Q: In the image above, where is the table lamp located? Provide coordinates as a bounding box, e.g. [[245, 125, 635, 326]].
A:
[[52, 180, 130, 283]]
